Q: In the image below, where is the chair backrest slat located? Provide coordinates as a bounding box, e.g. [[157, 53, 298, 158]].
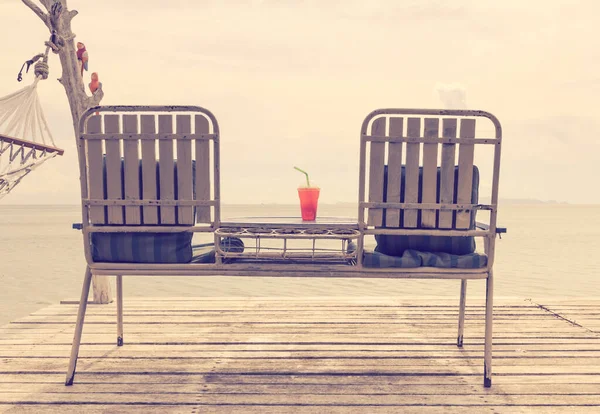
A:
[[158, 115, 176, 225], [104, 115, 123, 224], [176, 115, 194, 225], [420, 118, 439, 228], [123, 115, 141, 225], [367, 117, 386, 227], [86, 115, 105, 224], [439, 118, 457, 229], [385, 117, 403, 227], [195, 115, 212, 224], [456, 118, 476, 229], [403, 118, 421, 228], [140, 114, 158, 224]]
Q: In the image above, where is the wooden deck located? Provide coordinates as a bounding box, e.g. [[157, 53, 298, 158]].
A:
[[0, 296, 599, 413]]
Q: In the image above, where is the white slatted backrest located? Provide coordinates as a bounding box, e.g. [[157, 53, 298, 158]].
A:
[[79, 106, 220, 229], [361, 110, 499, 232]]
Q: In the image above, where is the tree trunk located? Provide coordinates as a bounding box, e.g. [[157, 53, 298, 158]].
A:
[[22, 0, 111, 304]]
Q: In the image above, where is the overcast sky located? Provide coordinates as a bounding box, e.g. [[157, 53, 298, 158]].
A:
[[1, 0, 599, 204]]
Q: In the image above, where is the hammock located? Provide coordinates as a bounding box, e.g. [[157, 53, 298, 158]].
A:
[[0, 51, 64, 200]]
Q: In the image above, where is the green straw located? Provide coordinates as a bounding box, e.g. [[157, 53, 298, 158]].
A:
[[294, 166, 310, 187]]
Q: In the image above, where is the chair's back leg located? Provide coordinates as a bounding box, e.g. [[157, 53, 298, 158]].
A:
[[116, 275, 123, 346], [457, 280, 467, 347], [65, 266, 94, 386]]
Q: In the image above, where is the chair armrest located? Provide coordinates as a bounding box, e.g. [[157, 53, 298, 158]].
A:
[[73, 223, 83, 230], [476, 221, 507, 234]]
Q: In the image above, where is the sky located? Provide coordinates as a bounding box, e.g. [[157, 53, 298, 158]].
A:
[[1, 0, 599, 204]]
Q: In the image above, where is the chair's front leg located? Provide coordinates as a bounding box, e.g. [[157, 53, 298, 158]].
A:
[[457, 280, 467, 347], [65, 266, 93, 386], [116, 275, 123, 346], [484, 269, 494, 388]]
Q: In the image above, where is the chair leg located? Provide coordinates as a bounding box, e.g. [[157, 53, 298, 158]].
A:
[[116, 275, 123, 346], [65, 266, 93, 386], [484, 270, 494, 388], [457, 279, 467, 347]]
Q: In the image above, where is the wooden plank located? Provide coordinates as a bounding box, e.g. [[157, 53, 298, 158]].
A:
[[195, 115, 212, 224], [8, 329, 592, 342], [175, 115, 194, 225], [420, 118, 439, 228], [25, 303, 549, 313], [456, 118, 476, 229], [2, 372, 600, 386], [0, 405, 595, 414], [123, 115, 141, 224], [5, 316, 565, 325], [3, 354, 600, 374], [1, 315, 587, 329], [8, 323, 582, 336], [2, 342, 598, 354], [0, 387, 599, 405], [4, 347, 600, 360], [104, 114, 123, 224], [403, 118, 421, 228], [2, 328, 591, 340], [85, 116, 105, 224], [385, 117, 403, 227], [439, 118, 457, 228], [0, 406, 194, 414], [158, 114, 175, 224], [140, 115, 158, 224], [3, 382, 600, 395], [367, 117, 386, 227]]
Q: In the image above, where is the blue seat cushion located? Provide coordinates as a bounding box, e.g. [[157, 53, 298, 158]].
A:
[[92, 235, 244, 264], [91, 232, 193, 263], [375, 165, 479, 256], [363, 249, 487, 269]]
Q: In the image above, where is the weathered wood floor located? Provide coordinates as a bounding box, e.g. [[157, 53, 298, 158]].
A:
[[0, 296, 599, 413]]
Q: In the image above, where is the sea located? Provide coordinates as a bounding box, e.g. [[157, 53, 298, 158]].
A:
[[1, 203, 599, 326]]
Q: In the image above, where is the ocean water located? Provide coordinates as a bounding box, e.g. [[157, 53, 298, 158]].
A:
[[1, 203, 599, 326]]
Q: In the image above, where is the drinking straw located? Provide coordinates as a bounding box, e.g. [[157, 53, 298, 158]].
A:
[[294, 166, 310, 187]]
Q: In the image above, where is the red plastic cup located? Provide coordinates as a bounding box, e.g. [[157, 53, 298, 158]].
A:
[[297, 187, 320, 221]]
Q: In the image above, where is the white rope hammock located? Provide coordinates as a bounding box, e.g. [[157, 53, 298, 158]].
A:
[[0, 51, 63, 200]]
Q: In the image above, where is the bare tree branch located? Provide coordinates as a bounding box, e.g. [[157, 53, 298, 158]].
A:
[[39, 0, 55, 9], [66, 9, 78, 23], [21, 0, 50, 28]]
